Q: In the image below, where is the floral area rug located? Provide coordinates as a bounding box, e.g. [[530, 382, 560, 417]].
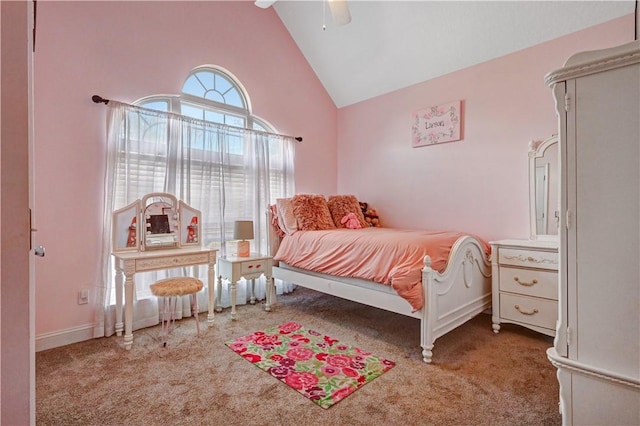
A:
[[225, 321, 396, 409]]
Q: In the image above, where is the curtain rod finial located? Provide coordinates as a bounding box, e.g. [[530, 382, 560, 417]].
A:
[[295, 137, 303, 142], [92, 95, 109, 104]]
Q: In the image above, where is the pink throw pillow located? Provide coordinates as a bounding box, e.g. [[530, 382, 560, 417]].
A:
[[291, 194, 336, 231]]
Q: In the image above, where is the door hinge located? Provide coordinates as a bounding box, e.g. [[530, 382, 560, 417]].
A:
[[565, 210, 571, 229], [566, 326, 571, 346], [564, 93, 571, 112]]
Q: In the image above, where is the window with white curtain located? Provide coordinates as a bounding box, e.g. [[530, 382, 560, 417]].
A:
[[94, 66, 296, 338]]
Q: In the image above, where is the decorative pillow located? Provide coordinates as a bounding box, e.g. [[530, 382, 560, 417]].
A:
[[276, 198, 298, 234], [328, 195, 368, 229], [359, 201, 382, 227], [291, 194, 336, 231]]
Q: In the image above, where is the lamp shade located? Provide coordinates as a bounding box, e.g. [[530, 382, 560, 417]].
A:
[[233, 220, 254, 241]]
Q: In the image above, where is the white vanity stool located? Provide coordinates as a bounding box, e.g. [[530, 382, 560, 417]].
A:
[[150, 277, 203, 346]]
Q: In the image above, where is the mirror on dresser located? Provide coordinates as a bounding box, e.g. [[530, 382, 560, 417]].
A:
[[489, 135, 560, 338], [529, 134, 559, 240]]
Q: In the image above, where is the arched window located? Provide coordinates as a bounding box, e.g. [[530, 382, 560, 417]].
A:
[[136, 65, 275, 134]]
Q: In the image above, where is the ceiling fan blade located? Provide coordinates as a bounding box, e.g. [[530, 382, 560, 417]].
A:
[[328, 0, 351, 26], [255, 0, 277, 9]]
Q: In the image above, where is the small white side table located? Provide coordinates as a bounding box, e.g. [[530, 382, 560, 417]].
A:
[[216, 254, 275, 320]]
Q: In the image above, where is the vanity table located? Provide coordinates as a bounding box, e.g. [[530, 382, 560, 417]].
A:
[[491, 135, 559, 337], [111, 193, 217, 350], [112, 247, 216, 350]]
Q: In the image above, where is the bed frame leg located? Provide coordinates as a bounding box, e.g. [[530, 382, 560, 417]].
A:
[[421, 345, 433, 363]]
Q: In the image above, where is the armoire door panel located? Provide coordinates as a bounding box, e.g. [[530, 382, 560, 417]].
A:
[[572, 65, 640, 379]]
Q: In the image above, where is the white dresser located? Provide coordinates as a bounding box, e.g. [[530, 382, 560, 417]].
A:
[[490, 239, 558, 337], [545, 41, 640, 425]]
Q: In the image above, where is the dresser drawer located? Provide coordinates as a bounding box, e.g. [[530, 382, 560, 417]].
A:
[[136, 252, 210, 271], [498, 248, 558, 271], [499, 266, 558, 300], [241, 259, 268, 274], [500, 293, 557, 330]]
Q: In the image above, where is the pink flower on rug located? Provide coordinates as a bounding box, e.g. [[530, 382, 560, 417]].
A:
[[315, 352, 328, 361], [268, 365, 294, 379], [350, 359, 366, 370], [269, 354, 283, 362], [323, 336, 338, 346], [331, 386, 355, 403], [321, 365, 340, 376], [354, 347, 372, 356], [336, 344, 349, 351], [253, 334, 281, 347], [291, 334, 310, 343], [243, 353, 262, 363], [285, 372, 319, 390], [315, 342, 329, 350], [342, 367, 359, 378], [286, 347, 314, 361], [382, 359, 396, 368], [278, 321, 302, 334], [326, 354, 352, 368], [235, 335, 254, 343], [279, 357, 296, 367], [304, 386, 326, 401], [228, 342, 247, 353]]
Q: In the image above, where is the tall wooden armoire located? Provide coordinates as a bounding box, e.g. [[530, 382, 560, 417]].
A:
[[545, 41, 640, 425]]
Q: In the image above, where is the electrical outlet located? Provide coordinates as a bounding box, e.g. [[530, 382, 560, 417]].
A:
[[78, 289, 89, 305]]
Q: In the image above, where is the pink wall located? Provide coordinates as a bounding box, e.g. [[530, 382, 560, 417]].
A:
[[33, 1, 337, 337], [337, 15, 634, 241]]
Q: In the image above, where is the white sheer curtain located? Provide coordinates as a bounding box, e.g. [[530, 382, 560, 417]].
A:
[[93, 101, 295, 338]]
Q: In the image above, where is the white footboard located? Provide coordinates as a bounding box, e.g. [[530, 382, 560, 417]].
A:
[[419, 235, 492, 363]]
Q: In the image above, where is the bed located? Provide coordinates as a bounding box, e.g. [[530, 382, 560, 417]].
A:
[[267, 194, 492, 363]]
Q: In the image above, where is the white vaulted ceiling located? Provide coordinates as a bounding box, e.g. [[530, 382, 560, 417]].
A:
[[270, 1, 635, 107]]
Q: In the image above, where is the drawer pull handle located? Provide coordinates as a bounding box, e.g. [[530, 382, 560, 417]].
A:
[[513, 276, 538, 286], [248, 265, 253, 269], [514, 304, 539, 315], [527, 256, 535, 261], [256, 264, 261, 268]]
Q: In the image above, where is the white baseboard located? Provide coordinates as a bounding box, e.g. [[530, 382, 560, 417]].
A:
[[36, 324, 94, 352]]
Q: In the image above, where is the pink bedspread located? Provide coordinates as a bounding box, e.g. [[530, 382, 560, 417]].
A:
[[274, 227, 490, 312]]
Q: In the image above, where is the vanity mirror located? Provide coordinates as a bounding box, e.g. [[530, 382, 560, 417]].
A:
[[529, 134, 559, 240], [112, 192, 201, 252], [141, 193, 179, 250]]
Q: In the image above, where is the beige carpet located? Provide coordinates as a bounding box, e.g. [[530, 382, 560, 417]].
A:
[[36, 287, 561, 425]]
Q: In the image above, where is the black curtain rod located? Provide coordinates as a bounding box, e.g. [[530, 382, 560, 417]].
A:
[[91, 94, 303, 142]]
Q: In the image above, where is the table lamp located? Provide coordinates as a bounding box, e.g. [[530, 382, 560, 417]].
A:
[[233, 220, 254, 257]]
